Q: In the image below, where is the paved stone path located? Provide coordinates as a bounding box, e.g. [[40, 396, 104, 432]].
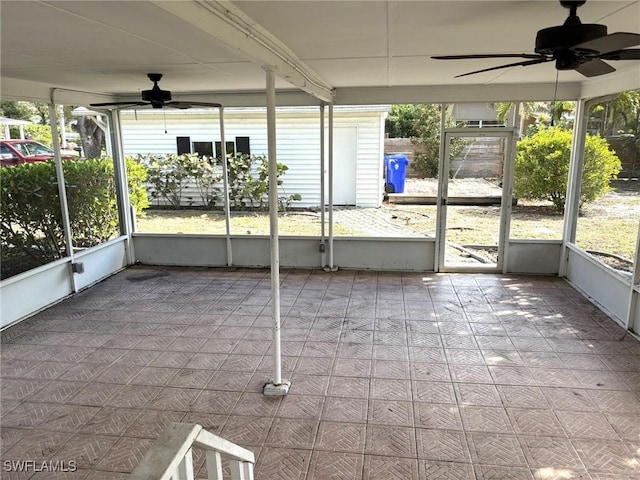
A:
[[333, 208, 428, 238]]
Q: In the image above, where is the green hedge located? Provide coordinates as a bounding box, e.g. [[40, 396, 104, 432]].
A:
[[1, 157, 148, 279], [515, 127, 622, 211], [140, 153, 300, 210]]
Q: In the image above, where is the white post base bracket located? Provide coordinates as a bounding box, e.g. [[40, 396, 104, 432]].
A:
[[263, 379, 291, 396]]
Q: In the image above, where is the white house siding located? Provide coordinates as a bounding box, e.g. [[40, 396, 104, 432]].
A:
[[120, 107, 387, 208]]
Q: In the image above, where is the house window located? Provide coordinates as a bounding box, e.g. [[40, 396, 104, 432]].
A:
[[193, 141, 214, 157], [177, 136, 249, 158], [215, 141, 236, 159], [456, 120, 505, 128], [176, 136, 191, 154], [236, 136, 250, 155]]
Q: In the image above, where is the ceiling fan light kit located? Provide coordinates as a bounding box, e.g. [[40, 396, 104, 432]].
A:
[[432, 0, 640, 78]]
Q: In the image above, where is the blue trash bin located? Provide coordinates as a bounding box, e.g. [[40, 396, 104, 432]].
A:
[[384, 154, 409, 193]]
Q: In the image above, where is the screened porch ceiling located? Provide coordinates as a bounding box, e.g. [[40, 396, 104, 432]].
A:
[[1, 1, 639, 107]]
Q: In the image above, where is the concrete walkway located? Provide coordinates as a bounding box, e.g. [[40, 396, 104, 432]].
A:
[[333, 208, 429, 238]]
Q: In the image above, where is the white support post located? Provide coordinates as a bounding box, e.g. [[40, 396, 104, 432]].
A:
[[175, 448, 194, 480], [205, 451, 223, 480], [243, 462, 254, 480], [500, 104, 519, 274], [327, 102, 337, 271], [48, 102, 77, 292], [103, 113, 113, 157], [230, 460, 246, 480], [559, 98, 587, 277], [320, 103, 326, 267], [58, 105, 67, 149], [626, 221, 640, 333], [263, 68, 290, 396], [434, 103, 447, 273], [219, 106, 233, 266], [107, 110, 135, 264]]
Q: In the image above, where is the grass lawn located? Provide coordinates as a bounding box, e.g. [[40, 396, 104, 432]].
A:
[[137, 180, 639, 265], [575, 182, 640, 261], [136, 210, 356, 236]]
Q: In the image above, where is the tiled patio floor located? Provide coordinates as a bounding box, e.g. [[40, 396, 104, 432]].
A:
[[2, 266, 640, 479]]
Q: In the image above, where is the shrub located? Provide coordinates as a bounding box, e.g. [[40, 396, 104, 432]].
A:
[[138, 152, 299, 210], [227, 153, 257, 209], [64, 159, 120, 246], [235, 154, 290, 210], [191, 157, 223, 208], [514, 126, 622, 211], [226, 153, 295, 210], [64, 158, 148, 245], [1, 158, 149, 278], [139, 154, 199, 208], [1, 161, 64, 265], [413, 153, 439, 178], [24, 125, 53, 147], [125, 157, 150, 214]]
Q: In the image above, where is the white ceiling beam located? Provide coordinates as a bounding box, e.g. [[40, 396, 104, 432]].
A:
[[0, 77, 120, 106], [152, 0, 334, 103], [580, 68, 640, 100], [334, 83, 584, 105]]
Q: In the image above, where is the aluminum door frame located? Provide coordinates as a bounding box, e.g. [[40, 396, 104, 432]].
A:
[[435, 128, 516, 273]]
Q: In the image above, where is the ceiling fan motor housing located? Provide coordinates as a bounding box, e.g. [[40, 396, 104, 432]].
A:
[[141, 73, 172, 106], [141, 87, 172, 103], [535, 23, 607, 55], [559, 0, 587, 9]]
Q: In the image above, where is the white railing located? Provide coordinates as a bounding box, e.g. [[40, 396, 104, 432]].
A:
[[130, 423, 255, 480]]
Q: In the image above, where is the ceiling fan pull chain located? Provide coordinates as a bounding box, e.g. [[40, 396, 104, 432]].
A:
[[551, 69, 559, 127], [163, 107, 167, 134]]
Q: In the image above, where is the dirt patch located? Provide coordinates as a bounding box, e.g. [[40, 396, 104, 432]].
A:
[[610, 178, 639, 195], [586, 251, 634, 274]]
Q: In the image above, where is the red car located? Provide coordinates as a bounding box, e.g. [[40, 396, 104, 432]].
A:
[[0, 140, 59, 166]]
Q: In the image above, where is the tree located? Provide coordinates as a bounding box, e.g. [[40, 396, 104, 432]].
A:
[[589, 90, 640, 137], [385, 104, 461, 177], [72, 116, 105, 159], [0, 100, 36, 121], [386, 104, 426, 138], [0, 101, 38, 138], [493, 101, 576, 135], [514, 126, 621, 211], [589, 91, 640, 177], [1, 101, 77, 143], [32, 104, 49, 125], [24, 125, 53, 146]]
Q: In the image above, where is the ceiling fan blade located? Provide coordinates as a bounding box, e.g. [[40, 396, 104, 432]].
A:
[[90, 101, 149, 108], [573, 32, 640, 54], [600, 48, 640, 60], [575, 58, 616, 77], [432, 53, 544, 60], [454, 58, 552, 78], [166, 101, 222, 109]]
